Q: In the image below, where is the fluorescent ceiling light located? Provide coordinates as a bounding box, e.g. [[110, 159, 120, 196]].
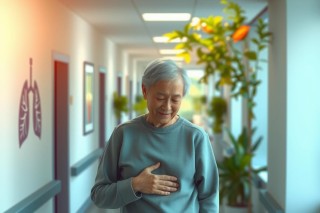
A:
[[162, 56, 184, 61], [153, 36, 187, 43], [187, 69, 204, 79], [142, 13, 191, 21], [159, 49, 184, 54]]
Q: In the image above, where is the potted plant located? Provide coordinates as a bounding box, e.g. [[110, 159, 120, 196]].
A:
[[219, 127, 266, 211], [164, 0, 271, 212], [113, 92, 128, 121]]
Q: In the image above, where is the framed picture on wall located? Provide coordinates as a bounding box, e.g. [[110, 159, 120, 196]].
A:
[[83, 61, 94, 135]]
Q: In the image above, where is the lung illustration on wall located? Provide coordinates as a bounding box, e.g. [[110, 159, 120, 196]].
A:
[[18, 58, 42, 147]]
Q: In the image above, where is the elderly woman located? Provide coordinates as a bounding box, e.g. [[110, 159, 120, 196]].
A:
[[91, 58, 219, 212]]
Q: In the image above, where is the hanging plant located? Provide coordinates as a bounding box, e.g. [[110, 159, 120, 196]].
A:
[[113, 92, 128, 120], [133, 95, 147, 115], [207, 96, 227, 134]]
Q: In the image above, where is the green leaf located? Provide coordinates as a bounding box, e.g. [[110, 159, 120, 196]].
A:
[[240, 154, 252, 170], [244, 51, 257, 60], [177, 51, 191, 63], [184, 23, 191, 33], [251, 136, 263, 152], [258, 44, 266, 51], [163, 31, 180, 40], [226, 128, 237, 146], [175, 43, 185, 50], [251, 38, 260, 46], [253, 166, 268, 174]]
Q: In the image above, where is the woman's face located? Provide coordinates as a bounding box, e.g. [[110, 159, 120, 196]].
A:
[[142, 76, 184, 127]]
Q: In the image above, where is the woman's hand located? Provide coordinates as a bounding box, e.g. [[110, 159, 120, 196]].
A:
[[132, 162, 179, 196]]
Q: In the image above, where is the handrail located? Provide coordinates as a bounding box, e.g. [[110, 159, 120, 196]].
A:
[[71, 148, 103, 176], [252, 171, 267, 189], [76, 197, 92, 213], [259, 190, 284, 213], [4, 180, 61, 213]]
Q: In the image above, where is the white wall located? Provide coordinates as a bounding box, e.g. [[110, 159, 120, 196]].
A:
[[286, 0, 320, 212], [0, 0, 121, 212], [268, 0, 320, 212]]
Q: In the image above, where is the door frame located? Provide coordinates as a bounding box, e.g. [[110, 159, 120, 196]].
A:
[[99, 66, 106, 148], [52, 52, 70, 213]]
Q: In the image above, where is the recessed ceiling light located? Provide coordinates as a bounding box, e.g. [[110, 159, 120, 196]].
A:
[[142, 13, 191, 21], [159, 49, 184, 54], [153, 36, 187, 43]]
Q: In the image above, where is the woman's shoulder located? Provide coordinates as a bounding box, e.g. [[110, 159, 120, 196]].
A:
[[114, 115, 145, 132], [180, 117, 208, 136]]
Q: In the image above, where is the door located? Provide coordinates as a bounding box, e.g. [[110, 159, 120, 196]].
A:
[[99, 72, 106, 148], [54, 60, 69, 213]]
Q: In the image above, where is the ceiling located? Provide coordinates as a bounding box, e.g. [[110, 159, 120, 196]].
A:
[[58, 0, 267, 69]]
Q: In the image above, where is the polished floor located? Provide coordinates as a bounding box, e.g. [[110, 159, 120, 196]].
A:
[[86, 205, 120, 213]]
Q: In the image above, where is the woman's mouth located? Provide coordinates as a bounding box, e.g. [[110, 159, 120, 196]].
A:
[[159, 112, 171, 116]]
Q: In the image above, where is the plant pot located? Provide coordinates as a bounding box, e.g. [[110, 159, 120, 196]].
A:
[[223, 205, 248, 213]]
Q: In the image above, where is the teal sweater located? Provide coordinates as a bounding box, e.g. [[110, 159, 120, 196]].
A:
[[91, 115, 219, 213]]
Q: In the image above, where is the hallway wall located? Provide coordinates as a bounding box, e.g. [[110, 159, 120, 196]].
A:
[[268, 0, 320, 212], [0, 0, 122, 212]]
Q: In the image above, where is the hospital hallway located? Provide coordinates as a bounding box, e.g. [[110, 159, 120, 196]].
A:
[[2, 0, 320, 212]]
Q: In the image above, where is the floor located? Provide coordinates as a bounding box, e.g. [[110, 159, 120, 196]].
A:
[[86, 204, 120, 213]]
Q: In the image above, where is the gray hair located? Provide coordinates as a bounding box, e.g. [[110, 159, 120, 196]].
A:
[[142, 58, 190, 96]]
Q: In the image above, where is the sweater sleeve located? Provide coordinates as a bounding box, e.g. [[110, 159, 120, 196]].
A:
[[194, 132, 219, 213], [90, 128, 141, 209]]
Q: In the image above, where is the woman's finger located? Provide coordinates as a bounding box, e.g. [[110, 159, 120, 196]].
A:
[[158, 174, 178, 181], [158, 179, 179, 188]]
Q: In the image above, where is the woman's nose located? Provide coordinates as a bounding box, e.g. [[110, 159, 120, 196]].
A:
[[162, 100, 171, 110]]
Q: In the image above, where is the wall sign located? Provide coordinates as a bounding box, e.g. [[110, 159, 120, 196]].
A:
[[18, 58, 42, 147]]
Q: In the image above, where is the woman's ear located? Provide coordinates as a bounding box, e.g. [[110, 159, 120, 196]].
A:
[[142, 84, 147, 99]]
